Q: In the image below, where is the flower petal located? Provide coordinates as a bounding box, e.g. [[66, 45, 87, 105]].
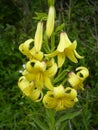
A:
[[54, 85, 65, 98], [57, 32, 67, 52], [18, 76, 34, 96], [67, 40, 77, 50], [64, 32, 72, 46], [19, 39, 34, 55], [43, 91, 57, 108], [26, 60, 35, 72], [74, 50, 84, 59], [68, 72, 82, 88], [29, 89, 43, 102], [22, 70, 35, 81], [66, 50, 78, 63], [45, 50, 58, 58], [45, 63, 57, 77], [76, 66, 89, 79], [34, 61, 46, 72], [65, 87, 78, 100], [30, 47, 43, 61], [57, 52, 65, 67], [44, 77, 54, 90]]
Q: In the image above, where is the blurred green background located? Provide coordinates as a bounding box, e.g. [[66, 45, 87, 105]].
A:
[[0, 0, 98, 129]]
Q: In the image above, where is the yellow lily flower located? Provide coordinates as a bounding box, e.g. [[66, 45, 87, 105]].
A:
[[68, 66, 89, 90], [46, 6, 55, 38], [19, 21, 43, 61], [18, 76, 43, 101], [22, 59, 58, 90], [43, 85, 78, 111], [45, 32, 83, 67]]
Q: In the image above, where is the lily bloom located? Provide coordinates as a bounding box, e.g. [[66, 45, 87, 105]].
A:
[[43, 85, 78, 111], [19, 21, 43, 61], [22, 59, 58, 90], [68, 66, 89, 90], [46, 6, 55, 38], [18, 76, 43, 101], [46, 32, 83, 67]]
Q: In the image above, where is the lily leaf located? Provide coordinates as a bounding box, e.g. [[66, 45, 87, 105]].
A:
[[55, 23, 65, 33], [32, 117, 48, 130], [33, 12, 47, 20], [56, 110, 82, 126]]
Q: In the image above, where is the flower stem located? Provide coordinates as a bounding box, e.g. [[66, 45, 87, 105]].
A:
[[46, 109, 56, 130]]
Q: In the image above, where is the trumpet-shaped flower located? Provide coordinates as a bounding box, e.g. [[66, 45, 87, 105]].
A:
[[68, 66, 89, 90], [43, 85, 78, 111], [46, 6, 55, 38], [46, 32, 83, 67], [22, 59, 58, 90], [18, 76, 43, 101], [19, 21, 43, 61]]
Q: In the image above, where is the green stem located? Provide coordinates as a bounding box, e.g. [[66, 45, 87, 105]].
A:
[[50, 33, 55, 51], [46, 109, 56, 130], [50, 110, 55, 130]]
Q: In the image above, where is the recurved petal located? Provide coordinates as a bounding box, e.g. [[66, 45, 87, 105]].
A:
[[74, 50, 84, 59], [45, 63, 57, 77], [63, 100, 75, 108], [76, 66, 89, 79], [43, 92, 56, 108], [65, 87, 78, 100], [19, 39, 34, 55], [29, 89, 43, 102], [18, 76, 34, 96], [26, 60, 35, 72]]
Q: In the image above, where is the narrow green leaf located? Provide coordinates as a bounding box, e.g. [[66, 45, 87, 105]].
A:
[[32, 117, 48, 130], [55, 23, 65, 33], [33, 12, 47, 20], [53, 69, 68, 84], [56, 110, 82, 126]]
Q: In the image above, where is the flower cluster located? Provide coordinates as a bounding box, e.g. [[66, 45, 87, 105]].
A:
[[18, 5, 89, 111]]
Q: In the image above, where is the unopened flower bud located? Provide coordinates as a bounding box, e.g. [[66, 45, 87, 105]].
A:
[[46, 6, 55, 38], [34, 21, 43, 52]]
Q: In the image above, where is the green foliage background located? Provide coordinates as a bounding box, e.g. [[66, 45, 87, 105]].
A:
[[0, 0, 98, 129]]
